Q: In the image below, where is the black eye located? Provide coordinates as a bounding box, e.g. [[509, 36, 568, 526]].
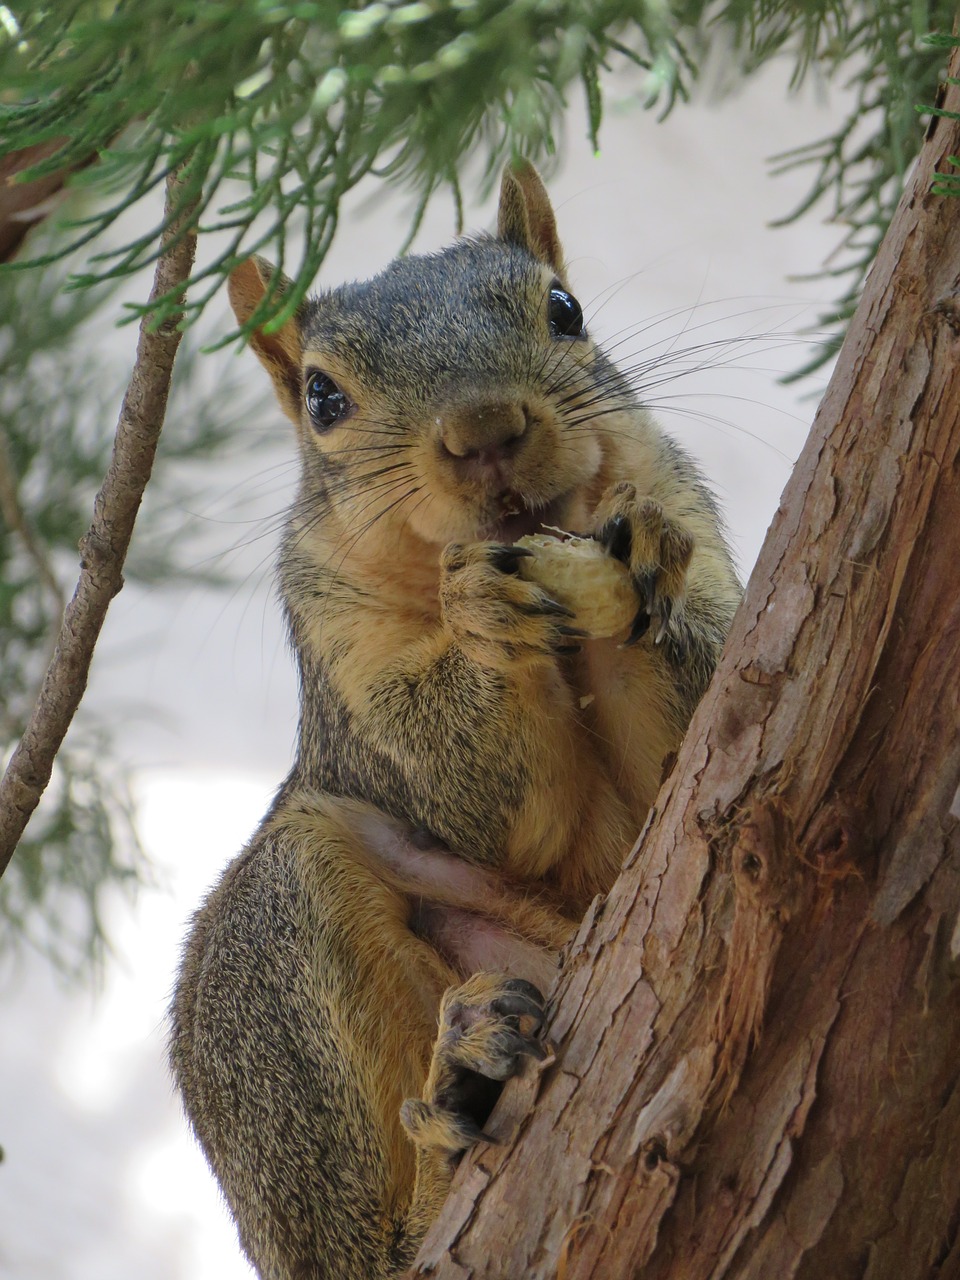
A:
[[548, 286, 585, 339], [305, 372, 352, 431]]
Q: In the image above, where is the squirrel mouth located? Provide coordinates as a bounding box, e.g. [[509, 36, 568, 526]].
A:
[[485, 493, 566, 542]]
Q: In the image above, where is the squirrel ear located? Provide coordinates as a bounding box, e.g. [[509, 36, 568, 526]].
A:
[[497, 161, 565, 276], [228, 256, 303, 424]]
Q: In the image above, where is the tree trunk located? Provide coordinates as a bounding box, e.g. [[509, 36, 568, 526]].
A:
[[410, 43, 960, 1280]]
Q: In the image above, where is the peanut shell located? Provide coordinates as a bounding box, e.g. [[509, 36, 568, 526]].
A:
[[515, 532, 636, 639]]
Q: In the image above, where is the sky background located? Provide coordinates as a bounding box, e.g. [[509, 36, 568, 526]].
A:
[[2, 59, 852, 1279]]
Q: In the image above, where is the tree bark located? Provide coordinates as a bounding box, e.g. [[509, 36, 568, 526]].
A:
[[0, 166, 198, 876], [410, 43, 960, 1280]]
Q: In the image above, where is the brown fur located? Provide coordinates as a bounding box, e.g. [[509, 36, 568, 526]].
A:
[[170, 161, 741, 1277]]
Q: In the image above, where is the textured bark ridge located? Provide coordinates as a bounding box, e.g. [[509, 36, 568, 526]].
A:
[[410, 47, 960, 1280]]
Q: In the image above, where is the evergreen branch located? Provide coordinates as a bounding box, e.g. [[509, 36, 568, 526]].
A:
[[0, 158, 202, 879], [0, 0, 954, 367], [0, 0, 758, 325], [762, 1, 954, 375], [932, 159, 960, 197]]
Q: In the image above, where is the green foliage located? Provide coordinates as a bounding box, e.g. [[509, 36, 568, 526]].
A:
[[2, 0, 677, 331], [769, 13, 957, 377], [2, 730, 143, 979], [0, 0, 952, 345], [0, 221, 264, 976], [923, 32, 960, 199]]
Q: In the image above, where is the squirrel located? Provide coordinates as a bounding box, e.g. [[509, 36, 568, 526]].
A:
[[169, 161, 741, 1279]]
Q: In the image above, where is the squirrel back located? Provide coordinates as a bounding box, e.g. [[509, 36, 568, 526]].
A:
[[171, 162, 741, 1278]]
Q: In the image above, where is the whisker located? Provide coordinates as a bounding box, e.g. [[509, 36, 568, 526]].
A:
[[314, 481, 426, 632]]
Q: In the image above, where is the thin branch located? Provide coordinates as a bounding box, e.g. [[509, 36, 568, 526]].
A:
[[0, 164, 199, 878]]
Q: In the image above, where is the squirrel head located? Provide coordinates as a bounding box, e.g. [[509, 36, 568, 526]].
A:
[[229, 162, 625, 553]]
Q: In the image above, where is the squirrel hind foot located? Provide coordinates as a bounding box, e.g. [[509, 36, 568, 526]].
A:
[[401, 974, 548, 1157]]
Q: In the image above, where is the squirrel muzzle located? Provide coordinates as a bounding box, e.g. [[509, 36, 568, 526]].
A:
[[435, 398, 530, 489]]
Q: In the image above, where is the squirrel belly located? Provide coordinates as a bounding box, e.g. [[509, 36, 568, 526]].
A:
[[170, 161, 742, 1278]]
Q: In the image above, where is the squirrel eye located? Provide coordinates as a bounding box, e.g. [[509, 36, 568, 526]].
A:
[[548, 287, 585, 339], [304, 372, 352, 431]]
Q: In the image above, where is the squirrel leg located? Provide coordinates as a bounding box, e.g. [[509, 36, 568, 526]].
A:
[[400, 975, 547, 1236]]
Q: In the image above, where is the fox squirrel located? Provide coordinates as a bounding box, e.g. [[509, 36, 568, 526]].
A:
[[170, 162, 741, 1278]]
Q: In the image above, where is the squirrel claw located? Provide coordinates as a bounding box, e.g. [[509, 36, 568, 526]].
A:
[[488, 543, 535, 574], [635, 569, 658, 618], [541, 596, 577, 619], [555, 623, 588, 657], [622, 610, 652, 648], [490, 978, 547, 1025], [517, 595, 576, 619], [596, 511, 632, 564], [653, 598, 673, 645]]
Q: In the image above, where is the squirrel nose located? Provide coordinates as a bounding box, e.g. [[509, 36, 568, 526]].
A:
[[437, 401, 529, 477]]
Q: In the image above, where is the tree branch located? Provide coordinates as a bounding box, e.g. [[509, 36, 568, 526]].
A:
[[0, 165, 198, 877], [411, 40, 960, 1280]]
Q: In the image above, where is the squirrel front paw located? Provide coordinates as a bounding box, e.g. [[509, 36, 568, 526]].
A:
[[400, 975, 547, 1157], [594, 482, 694, 650], [439, 541, 586, 664]]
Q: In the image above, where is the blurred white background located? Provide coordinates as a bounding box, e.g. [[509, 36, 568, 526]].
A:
[[2, 62, 847, 1279]]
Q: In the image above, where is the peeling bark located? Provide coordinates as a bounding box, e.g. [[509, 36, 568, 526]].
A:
[[410, 44, 960, 1280]]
